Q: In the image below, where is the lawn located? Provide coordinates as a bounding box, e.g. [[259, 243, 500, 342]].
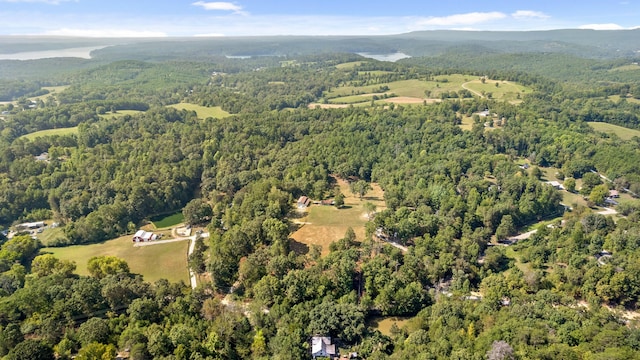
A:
[[43, 235, 190, 284], [458, 114, 475, 131], [20, 126, 78, 140], [588, 122, 640, 141], [151, 212, 184, 229], [290, 178, 385, 256], [37, 226, 66, 247], [168, 103, 231, 119]]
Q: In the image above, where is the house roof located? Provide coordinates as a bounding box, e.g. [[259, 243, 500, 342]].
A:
[[311, 336, 336, 356]]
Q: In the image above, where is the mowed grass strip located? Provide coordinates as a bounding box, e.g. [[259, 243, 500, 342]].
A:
[[290, 179, 385, 256], [43, 235, 190, 284], [20, 126, 78, 140], [588, 122, 640, 141], [151, 212, 184, 229], [167, 103, 231, 119]]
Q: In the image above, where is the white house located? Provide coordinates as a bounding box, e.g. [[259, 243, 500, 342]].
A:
[[311, 336, 337, 359]]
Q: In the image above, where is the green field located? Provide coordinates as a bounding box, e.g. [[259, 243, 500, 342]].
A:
[[588, 122, 640, 141], [168, 103, 231, 119], [98, 110, 145, 119], [43, 235, 190, 284], [37, 226, 66, 247], [463, 79, 530, 101], [325, 75, 531, 106], [20, 126, 78, 140], [151, 212, 184, 229]]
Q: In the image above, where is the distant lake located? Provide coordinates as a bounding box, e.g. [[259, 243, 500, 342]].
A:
[[356, 52, 412, 62], [0, 46, 108, 60]]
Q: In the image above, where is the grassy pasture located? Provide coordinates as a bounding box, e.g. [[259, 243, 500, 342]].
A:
[[326, 75, 531, 106], [20, 126, 78, 140], [151, 212, 184, 229], [328, 94, 374, 104], [290, 179, 385, 256], [358, 70, 394, 76], [588, 122, 640, 141], [43, 235, 190, 284], [167, 103, 231, 119], [463, 80, 530, 101], [459, 115, 475, 131]]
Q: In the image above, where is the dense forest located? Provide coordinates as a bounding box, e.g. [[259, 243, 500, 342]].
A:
[[2, 33, 640, 359]]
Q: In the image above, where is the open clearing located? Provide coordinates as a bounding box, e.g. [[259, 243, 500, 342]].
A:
[[367, 316, 412, 336], [168, 103, 231, 119], [290, 178, 385, 256], [20, 126, 78, 140], [98, 110, 145, 119], [43, 234, 190, 284], [588, 122, 640, 141], [151, 211, 184, 229], [463, 79, 530, 101], [324, 75, 531, 106]]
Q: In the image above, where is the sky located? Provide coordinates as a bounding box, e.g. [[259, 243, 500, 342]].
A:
[[0, 0, 639, 37]]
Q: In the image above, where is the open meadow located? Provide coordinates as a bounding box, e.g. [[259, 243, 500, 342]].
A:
[[167, 103, 231, 119], [290, 178, 385, 256], [588, 121, 640, 141], [43, 235, 190, 284], [317, 72, 532, 108], [98, 109, 145, 119], [20, 126, 78, 140]]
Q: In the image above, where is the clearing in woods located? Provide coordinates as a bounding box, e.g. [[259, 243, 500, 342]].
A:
[[167, 103, 231, 119], [20, 126, 78, 140], [290, 178, 385, 256], [588, 122, 640, 141], [43, 234, 190, 284]]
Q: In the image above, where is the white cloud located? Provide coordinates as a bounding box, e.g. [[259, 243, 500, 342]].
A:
[[44, 28, 167, 37], [417, 12, 507, 26], [579, 23, 625, 30], [512, 10, 549, 20], [192, 1, 246, 14]]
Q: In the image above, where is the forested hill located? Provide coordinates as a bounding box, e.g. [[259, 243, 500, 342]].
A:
[[3, 47, 640, 359]]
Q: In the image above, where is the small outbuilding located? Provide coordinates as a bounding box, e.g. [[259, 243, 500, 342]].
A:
[[297, 196, 311, 209], [609, 190, 620, 198]]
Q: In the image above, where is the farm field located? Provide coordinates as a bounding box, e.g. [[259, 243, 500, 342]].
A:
[[588, 122, 640, 141], [43, 235, 190, 284], [290, 178, 385, 256], [606, 95, 640, 104], [20, 126, 78, 140], [167, 103, 231, 119]]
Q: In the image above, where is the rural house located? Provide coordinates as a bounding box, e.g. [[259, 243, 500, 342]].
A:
[[132, 230, 157, 242], [297, 196, 311, 209], [311, 336, 337, 359]]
